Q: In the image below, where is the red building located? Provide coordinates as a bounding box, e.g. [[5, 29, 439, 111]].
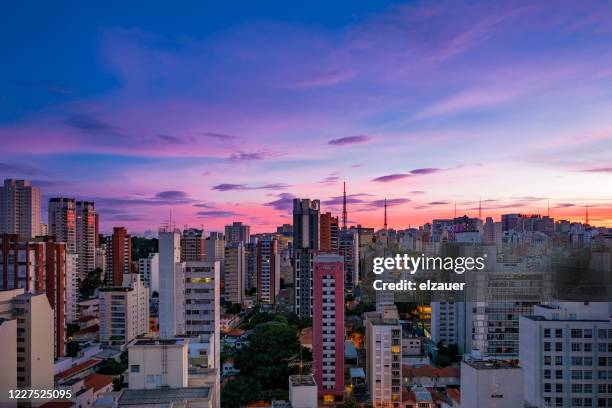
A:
[[0, 234, 68, 358], [313, 253, 345, 404], [105, 227, 131, 286], [320, 212, 339, 253]]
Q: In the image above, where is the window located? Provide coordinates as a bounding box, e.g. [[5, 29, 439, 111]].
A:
[[130, 365, 140, 373], [544, 328, 551, 338], [571, 329, 582, 338], [544, 342, 551, 352], [544, 383, 551, 393], [555, 356, 563, 365], [555, 329, 563, 338], [572, 343, 582, 352], [556, 383, 563, 393], [555, 342, 563, 352], [544, 369, 551, 379], [146, 375, 154, 383], [571, 370, 582, 380], [555, 370, 563, 379]]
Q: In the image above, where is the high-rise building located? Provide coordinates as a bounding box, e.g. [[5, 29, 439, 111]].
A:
[[181, 228, 206, 262], [430, 301, 469, 353], [0, 289, 54, 390], [312, 254, 344, 404], [99, 273, 149, 344], [245, 241, 258, 291], [76, 201, 97, 279], [0, 179, 41, 239], [520, 302, 612, 408], [224, 242, 245, 304], [159, 229, 184, 339], [205, 232, 225, 263], [365, 305, 402, 407], [224, 222, 250, 244], [48, 197, 76, 252], [319, 212, 339, 253], [461, 358, 523, 408], [293, 198, 320, 318], [138, 252, 159, 296], [184, 260, 221, 371], [65, 252, 78, 323], [105, 227, 131, 286], [339, 229, 359, 292], [257, 235, 280, 305], [0, 234, 70, 358]]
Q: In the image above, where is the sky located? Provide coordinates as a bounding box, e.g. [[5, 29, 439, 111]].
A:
[[1, 0, 612, 234]]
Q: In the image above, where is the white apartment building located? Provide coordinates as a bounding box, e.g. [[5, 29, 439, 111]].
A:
[[365, 304, 402, 408], [520, 302, 612, 408], [65, 252, 79, 323], [0, 179, 41, 238], [184, 261, 221, 371], [159, 229, 184, 339], [99, 273, 149, 344], [138, 252, 159, 296], [127, 337, 189, 389], [0, 289, 54, 391], [461, 358, 523, 408], [289, 375, 318, 408]]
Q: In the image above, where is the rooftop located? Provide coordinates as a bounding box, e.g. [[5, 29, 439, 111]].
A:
[[290, 374, 316, 387], [131, 338, 185, 346], [84, 373, 114, 392], [118, 387, 211, 405], [462, 359, 520, 370]]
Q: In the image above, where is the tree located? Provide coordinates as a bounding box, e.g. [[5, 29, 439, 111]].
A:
[[239, 312, 287, 330], [67, 323, 80, 338], [340, 399, 360, 408], [234, 321, 301, 390], [112, 375, 124, 391], [79, 268, 103, 299], [346, 302, 375, 316], [131, 237, 158, 261], [221, 377, 262, 408], [97, 358, 126, 375], [66, 341, 81, 357], [435, 354, 452, 368]]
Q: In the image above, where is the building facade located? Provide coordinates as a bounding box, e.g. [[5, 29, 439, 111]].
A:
[[0, 179, 41, 239], [293, 198, 320, 318], [312, 254, 344, 404], [224, 242, 245, 304]]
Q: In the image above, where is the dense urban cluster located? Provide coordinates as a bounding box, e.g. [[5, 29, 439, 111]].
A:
[[0, 178, 611, 408]]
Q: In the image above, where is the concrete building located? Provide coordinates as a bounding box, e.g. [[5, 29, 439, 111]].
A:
[[520, 302, 612, 408], [0, 179, 41, 239], [116, 387, 216, 408], [224, 222, 250, 244], [289, 375, 318, 408], [245, 241, 257, 291], [205, 232, 225, 264], [293, 198, 320, 318], [461, 358, 523, 408], [127, 337, 189, 389], [159, 229, 184, 339], [0, 235, 69, 357], [48, 196, 77, 252], [312, 254, 344, 404], [99, 273, 149, 344], [138, 252, 159, 296], [224, 242, 245, 304], [76, 200, 97, 279], [105, 227, 132, 286], [65, 252, 78, 323], [0, 289, 54, 390], [365, 305, 402, 408], [184, 261, 221, 371], [181, 228, 206, 262], [339, 229, 359, 292], [257, 234, 280, 305], [320, 212, 339, 253]]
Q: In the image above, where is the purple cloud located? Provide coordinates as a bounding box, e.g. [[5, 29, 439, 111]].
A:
[[0, 162, 43, 176], [410, 190, 427, 194], [328, 135, 371, 146], [201, 132, 238, 140], [197, 210, 244, 218], [157, 134, 185, 144], [582, 167, 612, 173], [265, 193, 295, 211], [212, 183, 289, 191], [155, 190, 189, 200], [428, 201, 450, 205], [229, 150, 282, 161], [371, 173, 410, 183], [410, 168, 443, 175], [322, 193, 372, 206]]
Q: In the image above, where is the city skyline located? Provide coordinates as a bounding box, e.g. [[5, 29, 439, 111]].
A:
[[2, 1, 612, 233]]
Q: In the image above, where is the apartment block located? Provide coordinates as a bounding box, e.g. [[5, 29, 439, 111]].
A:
[[99, 273, 149, 344], [0, 179, 41, 239]]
